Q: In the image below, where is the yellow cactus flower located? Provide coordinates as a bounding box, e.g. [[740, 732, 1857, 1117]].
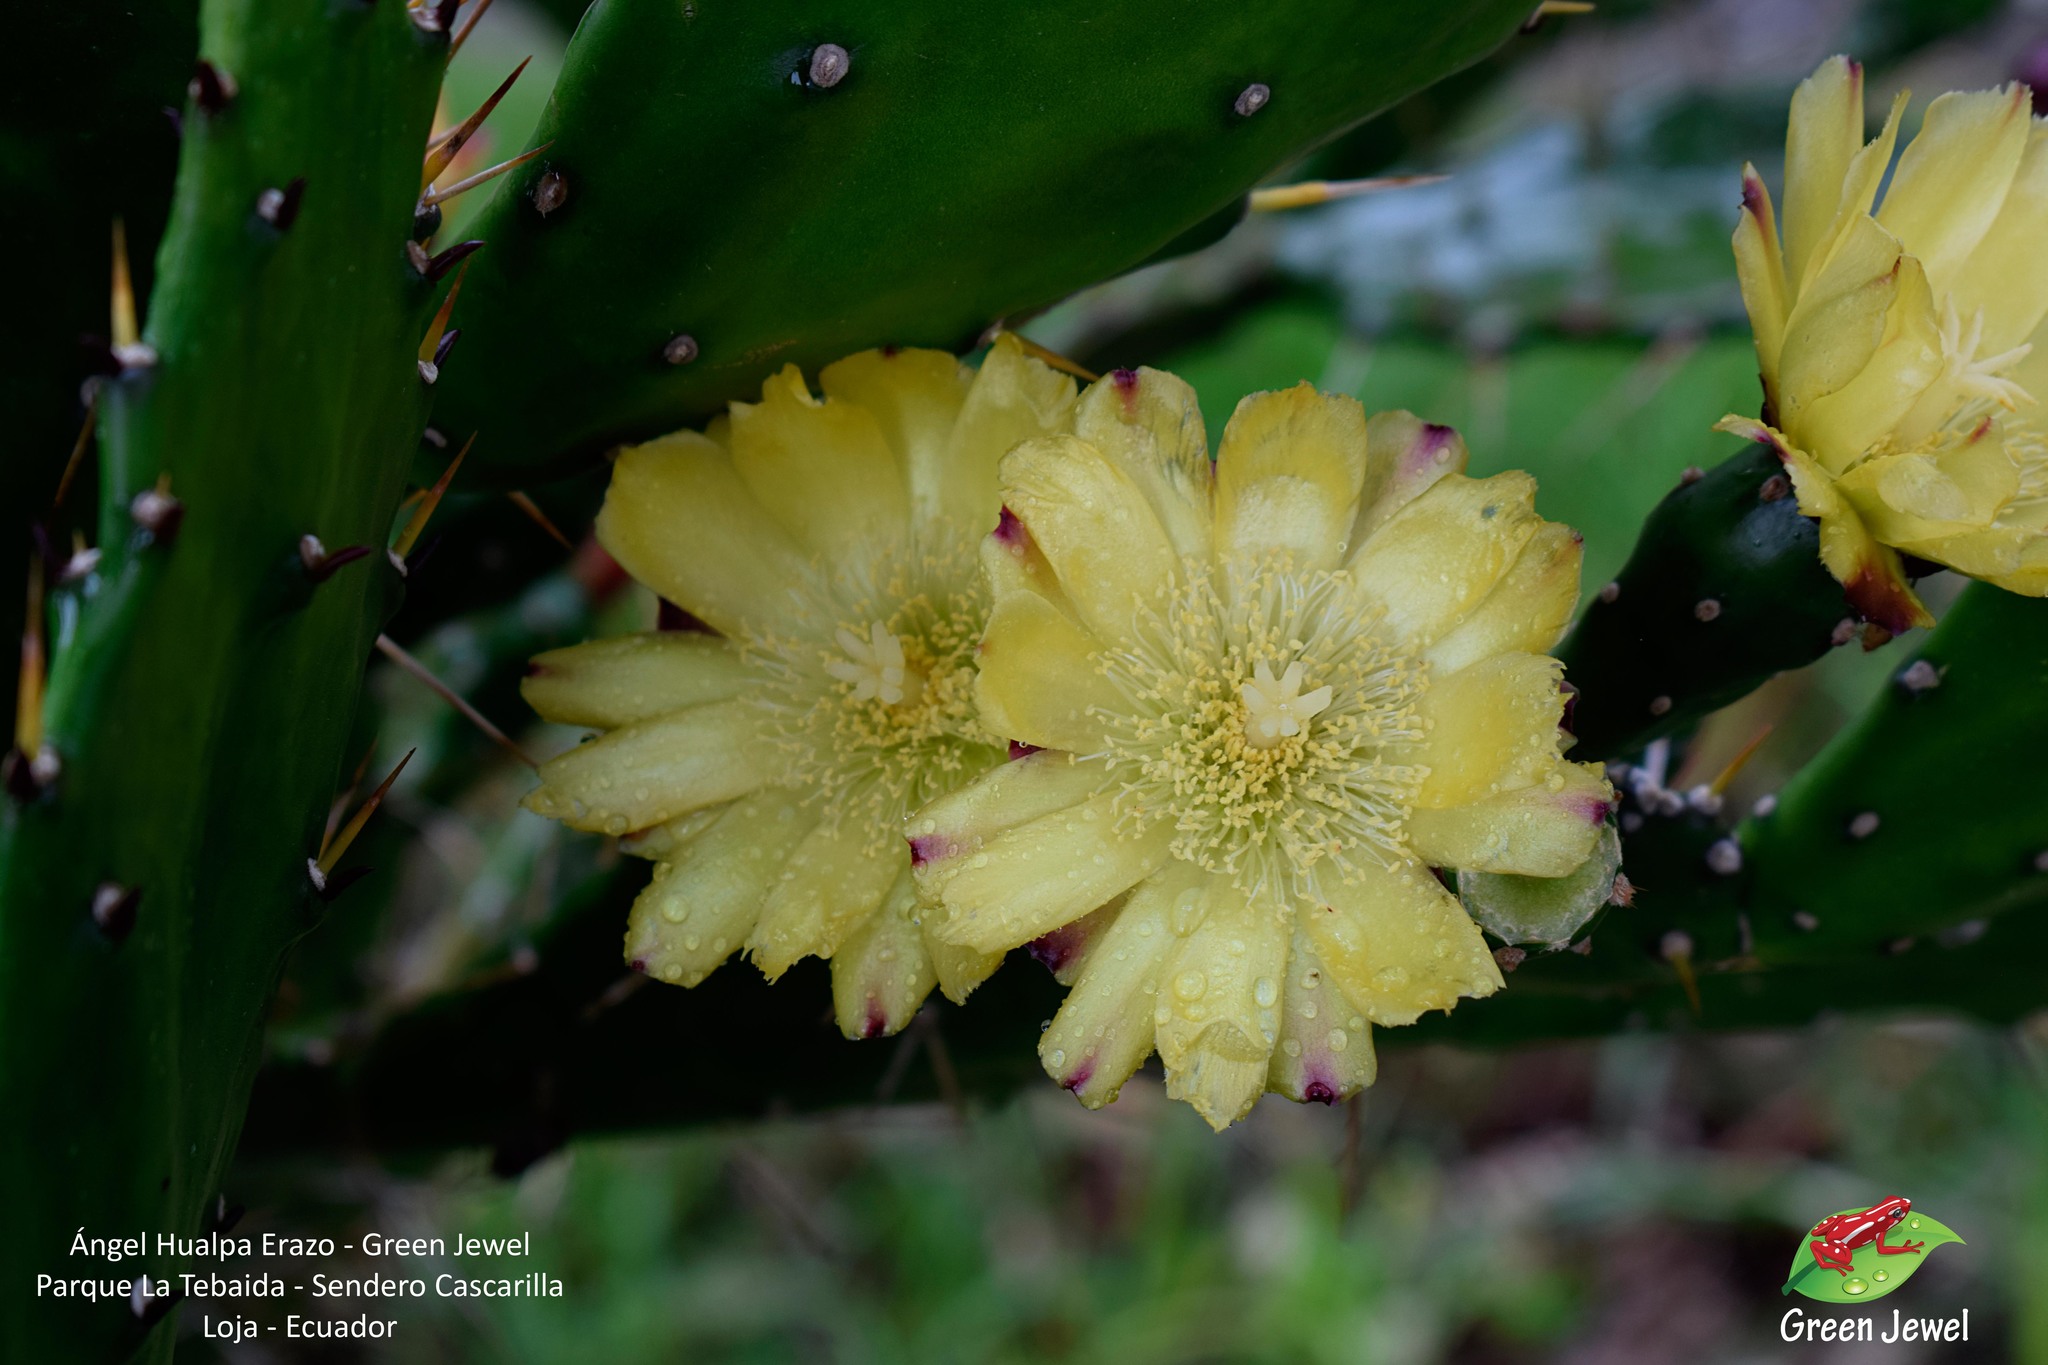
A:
[[909, 369, 1610, 1129], [520, 337, 1078, 1037], [1724, 56, 2048, 631]]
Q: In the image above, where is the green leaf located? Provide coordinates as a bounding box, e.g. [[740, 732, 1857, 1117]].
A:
[[1781, 1209, 1964, 1303]]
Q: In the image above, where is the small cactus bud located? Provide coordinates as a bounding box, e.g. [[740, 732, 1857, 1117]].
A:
[[1704, 838, 1742, 875], [1233, 83, 1271, 117], [1693, 598, 1721, 622], [662, 333, 700, 365], [532, 168, 568, 217], [1896, 659, 1941, 694], [1846, 811, 1880, 840], [807, 43, 850, 88], [91, 882, 140, 942]]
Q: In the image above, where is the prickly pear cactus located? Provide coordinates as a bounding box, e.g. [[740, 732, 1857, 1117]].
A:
[[432, 0, 1538, 478], [0, 0, 447, 1353], [1556, 443, 1855, 761]]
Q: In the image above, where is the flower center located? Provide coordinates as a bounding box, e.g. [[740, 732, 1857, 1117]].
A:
[[825, 621, 924, 707], [1238, 658, 1334, 749], [743, 539, 1004, 842], [1094, 561, 1428, 899]]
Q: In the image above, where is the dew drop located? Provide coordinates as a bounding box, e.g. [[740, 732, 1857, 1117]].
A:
[[1048, 1048, 1066, 1068], [1253, 976, 1277, 1007], [1328, 1029, 1349, 1052], [1843, 1277, 1868, 1296], [1909, 1218, 1921, 1229], [1873, 1270, 1889, 1283], [1173, 971, 1206, 1001]]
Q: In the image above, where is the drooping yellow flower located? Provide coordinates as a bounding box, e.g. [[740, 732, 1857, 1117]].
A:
[[520, 338, 1077, 1037], [1724, 56, 2048, 631], [909, 369, 1610, 1129]]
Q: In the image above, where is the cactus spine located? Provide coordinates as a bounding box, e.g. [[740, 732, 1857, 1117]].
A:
[[0, 0, 448, 1353]]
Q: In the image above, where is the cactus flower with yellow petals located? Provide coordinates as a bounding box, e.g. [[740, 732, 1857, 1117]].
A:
[[909, 369, 1610, 1129], [520, 337, 1077, 1037], [1724, 56, 2048, 631]]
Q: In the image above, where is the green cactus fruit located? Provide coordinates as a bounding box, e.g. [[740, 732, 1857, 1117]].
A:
[[429, 0, 1538, 479], [0, 0, 448, 1354], [1556, 441, 1857, 761]]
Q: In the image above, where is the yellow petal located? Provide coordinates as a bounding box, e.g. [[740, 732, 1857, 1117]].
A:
[[1025, 897, 1126, 986], [1039, 865, 1200, 1106], [522, 699, 768, 835], [1266, 925, 1376, 1106], [523, 632, 751, 728], [1073, 366, 1214, 558], [1777, 443, 1936, 632], [831, 870, 937, 1038], [1408, 652, 1568, 810], [1347, 471, 1542, 647], [1406, 760, 1613, 876], [920, 919, 1005, 1005], [973, 589, 1117, 753], [934, 791, 1173, 955], [999, 435, 1180, 640], [747, 814, 904, 979], [618, 805, 727, 861], [1156, 887, 1289, 1131], [1424, 522, 1583, 674], [598, 432, 817, 637], [818, 348, 975, 541], [1876, 84, 2031, 295], [1782, 56, 1866, 290], [1950, 124, 2048, 353], [908, 749, 1107, 890], [1777, 215, 1904, 430], [1735, 166, 1790, 386], [1213, 384, 1369, 569], [1305, 860, 1503, 1027], [623, 788, 815, 986], [1351, 410, 1469, 544], [1795, 255, 1944, 465], [1798, 90, 1908, 295], [946, 334, 1080, 535], [728, 364, 911, 563]]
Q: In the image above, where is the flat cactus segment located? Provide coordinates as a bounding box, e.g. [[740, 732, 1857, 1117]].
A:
[[432, 0, 1536, 478], [1741, 584, 2048, 962], [1557, 443, 1851, 761], [0, 0, 446, 1355]]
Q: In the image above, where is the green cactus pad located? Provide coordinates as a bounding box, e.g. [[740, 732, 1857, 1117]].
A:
[[1557, 442, 1852, 762], [430, 0, 1535, 479], [0, 0, 446, 1354]]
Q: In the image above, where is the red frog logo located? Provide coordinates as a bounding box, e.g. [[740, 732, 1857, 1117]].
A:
[[1806, 1196, 1924, 1274]]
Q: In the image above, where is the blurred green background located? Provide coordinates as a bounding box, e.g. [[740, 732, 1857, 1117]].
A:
[[201, 0, 2048, 1359]]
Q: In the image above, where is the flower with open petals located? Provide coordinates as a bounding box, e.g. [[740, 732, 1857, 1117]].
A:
[[909, 369, 1609, 1128], [1724, 56, 2048, 630], [521, 338, 1076, 1037]]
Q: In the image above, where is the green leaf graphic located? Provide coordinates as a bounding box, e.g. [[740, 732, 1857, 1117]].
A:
[[1781, 1210, 1964, 1302]]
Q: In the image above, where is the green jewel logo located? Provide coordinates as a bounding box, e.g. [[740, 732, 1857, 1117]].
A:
[[1782, 1197, 1963, 1302]]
